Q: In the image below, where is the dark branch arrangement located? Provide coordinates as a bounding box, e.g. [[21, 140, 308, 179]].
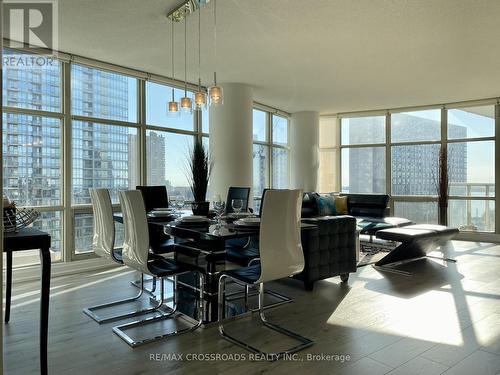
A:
[[186, 139, 212, 202], [436, 146, 449, 225]]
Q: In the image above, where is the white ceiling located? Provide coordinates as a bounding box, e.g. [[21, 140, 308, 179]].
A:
[[57, 0, 500, 114]]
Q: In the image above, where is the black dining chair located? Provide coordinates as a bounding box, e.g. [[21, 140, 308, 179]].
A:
[[135, 185, 173, 252], [136, 185, 169, 212], [225, 187, 250, 214], [133, 186, 173, 293]]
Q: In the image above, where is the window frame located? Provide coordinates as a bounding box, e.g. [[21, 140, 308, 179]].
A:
[[3, 47, 291, 267], [2, 50, 208, 264], [331, 102, 499, 238], [68, 74, 204, 260], [2, 51, 65, 264], [252, 108, 291, 205]]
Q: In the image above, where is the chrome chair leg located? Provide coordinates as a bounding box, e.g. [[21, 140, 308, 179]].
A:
[[113, 272, 204, 348], [130, 275, 157, 295], [226, 283, 292, 311], [225, 257, 292, 310], [83, 274, 166, 324], [218, 276, 313, 360]]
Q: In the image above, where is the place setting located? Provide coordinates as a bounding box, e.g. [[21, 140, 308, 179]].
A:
[[174, 215, 212, 227]]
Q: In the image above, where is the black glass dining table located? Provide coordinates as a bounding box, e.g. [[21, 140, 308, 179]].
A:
[[113, 212, 316, 324]]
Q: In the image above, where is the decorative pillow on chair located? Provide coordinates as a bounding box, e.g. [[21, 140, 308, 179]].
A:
[[317, 195, 337, 216], [334, 195, 348, 215]]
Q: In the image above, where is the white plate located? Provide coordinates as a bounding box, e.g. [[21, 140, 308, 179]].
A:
[[149, 211, 174, 216], [153, 207, 174, 212], [181, 215, 209, 223], [234, 218, 260, 227]]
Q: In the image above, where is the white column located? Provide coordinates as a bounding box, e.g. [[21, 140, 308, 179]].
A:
[[290, 111, 319, 191], [209, 83, 254, 201]]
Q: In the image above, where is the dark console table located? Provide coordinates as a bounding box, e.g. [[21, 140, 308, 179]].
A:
[[4, 228, 51, 375]]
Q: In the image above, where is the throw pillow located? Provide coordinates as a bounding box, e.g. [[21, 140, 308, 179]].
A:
[[334, 195, 348, 214], [317, 195, 337, 216]]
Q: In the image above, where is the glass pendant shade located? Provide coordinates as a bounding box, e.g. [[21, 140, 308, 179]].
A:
[[167, 100, 179, 116], [180, 96, 193, 113], [208, 85, 223, 106], [194, 90, 207, 110]]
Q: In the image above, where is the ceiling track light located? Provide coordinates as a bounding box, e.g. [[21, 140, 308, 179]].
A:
[[167, 0, 210, 23]]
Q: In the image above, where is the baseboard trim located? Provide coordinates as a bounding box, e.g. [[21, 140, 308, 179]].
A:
[[454, 232, 500, 243]]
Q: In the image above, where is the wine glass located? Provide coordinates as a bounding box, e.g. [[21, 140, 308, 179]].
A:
[[169, 196, 178, 211], [177, 196, 185, 212], [232, 199, 243, 215], [213, 196, 225, 227]]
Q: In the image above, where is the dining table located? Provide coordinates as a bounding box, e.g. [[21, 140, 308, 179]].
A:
[[113, 211, 317, 324]]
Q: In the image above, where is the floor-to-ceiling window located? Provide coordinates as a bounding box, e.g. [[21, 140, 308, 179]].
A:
[[447, 106, 495, 232], [71, 64, 140, 256], [252, 108, 290, 209], [391, 109, 442, 224], [2, 49, 63, 266], [340, 116, 386, 194], [320, 101, 498, 237], [2, 47, 289, 267], [2, 47, 207, 266], [145, 82, 197, 202]]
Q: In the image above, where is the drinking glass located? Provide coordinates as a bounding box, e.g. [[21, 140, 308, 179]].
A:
[[213, 198, 225, 226], [177, 196, 185, 211], [232, 199, 243, 214], [169, 196, 177, 211]]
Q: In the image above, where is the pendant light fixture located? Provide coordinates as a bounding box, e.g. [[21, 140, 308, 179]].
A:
[[194, 2, 207, 111], [208, 0, 223, 106], [167, 19, 179, 116], [180, 11, 193, 114]]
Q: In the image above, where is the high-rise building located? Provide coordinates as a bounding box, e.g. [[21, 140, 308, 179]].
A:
[[346, 115, 468, 224], [145, 132, 166, 186], [3, 51, 63, 252], [2, 55, 167, 253], [347, 115, 467, 196], [71, 65, 138, 251]]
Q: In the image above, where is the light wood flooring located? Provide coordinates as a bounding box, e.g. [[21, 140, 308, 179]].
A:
[[3, 240, 500, 375]]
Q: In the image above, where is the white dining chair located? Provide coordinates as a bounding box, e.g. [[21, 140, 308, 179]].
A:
[[112, 190, 205, 348], [83, 188, 166, 324], [218, 189, 313, 359]]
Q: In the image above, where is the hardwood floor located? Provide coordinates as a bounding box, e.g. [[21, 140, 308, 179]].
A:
[[3, 240, 500, 375]]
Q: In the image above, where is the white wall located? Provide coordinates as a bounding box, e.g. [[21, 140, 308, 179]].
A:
[[290, 111, 319, 191], [209, 83, 254, 201]]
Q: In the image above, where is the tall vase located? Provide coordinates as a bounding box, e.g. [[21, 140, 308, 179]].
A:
[[191, 201, 210, 216], [438, 204, 448, 226]]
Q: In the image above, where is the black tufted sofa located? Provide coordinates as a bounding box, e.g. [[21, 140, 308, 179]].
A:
[[293, 193, 358, 290]]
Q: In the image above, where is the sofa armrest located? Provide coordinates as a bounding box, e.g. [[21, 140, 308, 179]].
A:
[[298, 215, 358, 286]]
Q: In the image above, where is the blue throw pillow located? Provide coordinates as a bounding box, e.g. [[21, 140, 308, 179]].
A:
[[317, 195, 337, 216]]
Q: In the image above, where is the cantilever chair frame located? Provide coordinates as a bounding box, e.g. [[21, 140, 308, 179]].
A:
[[83, 188, 161, 324], [113, 272, 204, 348], [219, 277, 313, 360], [112, 190, 205, 348], [218, 189, 314, 359], [225, 257, 291, 312]]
